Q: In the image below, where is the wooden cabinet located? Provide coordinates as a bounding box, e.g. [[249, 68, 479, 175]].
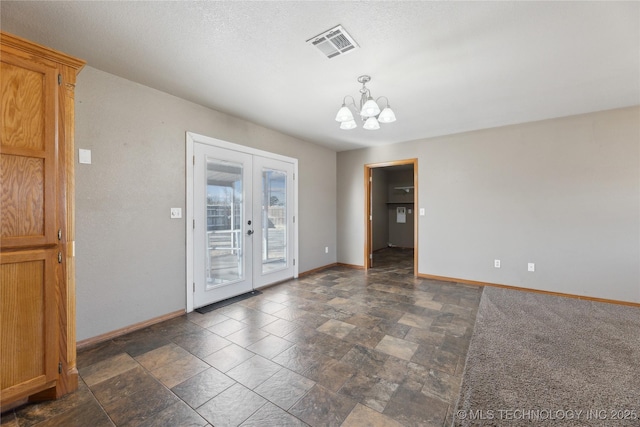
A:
[[1, 32, 84, 408]]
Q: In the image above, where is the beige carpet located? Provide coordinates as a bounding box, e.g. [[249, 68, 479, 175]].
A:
[[454, 287, 640, 426]]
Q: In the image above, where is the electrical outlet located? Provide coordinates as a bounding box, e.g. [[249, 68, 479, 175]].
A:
[[325, 246, 329, 254], [494, 259, 501, 268], [170, 208, 182, 219], [528, 263, 535, 272]]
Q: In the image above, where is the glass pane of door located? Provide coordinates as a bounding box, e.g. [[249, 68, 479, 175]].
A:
[[194, 142, 253, 309], [261, 168, 287, 274], [253, 156, 294, 289], [205, 157, 244, 287]]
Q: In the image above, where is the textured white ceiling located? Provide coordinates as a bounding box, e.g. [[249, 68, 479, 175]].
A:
[[2, 1, 638, 151]]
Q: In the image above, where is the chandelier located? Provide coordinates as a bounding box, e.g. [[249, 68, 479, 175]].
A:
[[335, 75, 396, 130]]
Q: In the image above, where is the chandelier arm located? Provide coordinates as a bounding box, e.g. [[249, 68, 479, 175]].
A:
[[342, 95, 360, 115], [375, 96, 390, 108], [342, 95, 356, 106]]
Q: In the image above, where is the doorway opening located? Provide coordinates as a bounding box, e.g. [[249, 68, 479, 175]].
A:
[[365, 159, 417, 275]]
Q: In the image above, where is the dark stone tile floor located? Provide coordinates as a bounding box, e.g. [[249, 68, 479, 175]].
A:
[[1, 248, 482, 427]]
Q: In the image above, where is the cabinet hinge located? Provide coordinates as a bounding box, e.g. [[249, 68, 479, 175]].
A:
[[193, 155, 195, 165], [369, 254, 373, 259], [293, 259, 295, 266], [193, 219, 195, 229], [193, 282, 195, 292], [58, 362, 62, 374], [58, 252, 62, 263], [58, 229, 62, 240], [58, 74, 62, 85], [370, 176, 372, 182]]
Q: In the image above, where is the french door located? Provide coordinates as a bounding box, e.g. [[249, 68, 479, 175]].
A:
[[189, 135, 296, 310]]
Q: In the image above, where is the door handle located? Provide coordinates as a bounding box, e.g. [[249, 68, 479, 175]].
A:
[[247, 229, 254, 236]]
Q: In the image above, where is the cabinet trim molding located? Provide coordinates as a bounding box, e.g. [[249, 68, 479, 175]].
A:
[[0, 32, 85, 71]]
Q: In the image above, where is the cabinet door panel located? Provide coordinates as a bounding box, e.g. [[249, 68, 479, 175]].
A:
[[1, 154, 45, 238], [0, 249, 58, 402], [0, 53, 57, 248], [1, 60, 47, 150]]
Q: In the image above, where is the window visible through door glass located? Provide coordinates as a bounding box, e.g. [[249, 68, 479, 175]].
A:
[[205, 157, 244, 287], [261, 168, 287, 274]]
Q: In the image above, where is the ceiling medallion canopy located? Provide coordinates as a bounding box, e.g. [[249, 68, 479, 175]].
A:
[[335, 75, 396, 130]]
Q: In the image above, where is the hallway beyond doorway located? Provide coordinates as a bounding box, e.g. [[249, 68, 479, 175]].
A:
[[372, 247, 414, 273]]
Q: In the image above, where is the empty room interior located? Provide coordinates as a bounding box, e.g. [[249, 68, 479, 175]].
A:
[[1, 2, 638, 427]]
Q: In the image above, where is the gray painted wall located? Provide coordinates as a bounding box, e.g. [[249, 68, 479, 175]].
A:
[[75, 67, 337, 341], [337, 107, 640, 303]]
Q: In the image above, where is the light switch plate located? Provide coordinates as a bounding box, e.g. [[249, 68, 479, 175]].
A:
[[79, 149, 92, 164], [170, 208, 182, 219], [419, 208, 425, 216]]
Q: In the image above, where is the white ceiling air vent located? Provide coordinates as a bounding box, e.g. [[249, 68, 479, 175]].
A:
[[306, 25, 359, 59]]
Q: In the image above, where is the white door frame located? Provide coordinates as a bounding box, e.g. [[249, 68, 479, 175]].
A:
[[185, 132, 299, 313]]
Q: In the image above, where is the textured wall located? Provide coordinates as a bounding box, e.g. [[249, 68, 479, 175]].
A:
[[337, 107, 640, 303], [75, 67, 336, 341]]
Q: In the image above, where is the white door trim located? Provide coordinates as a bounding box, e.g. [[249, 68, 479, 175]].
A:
[[185, 132, 299, 313]]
